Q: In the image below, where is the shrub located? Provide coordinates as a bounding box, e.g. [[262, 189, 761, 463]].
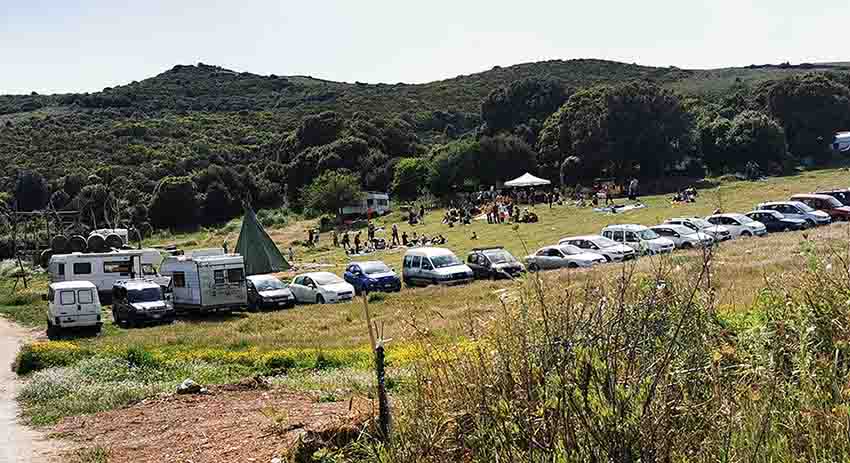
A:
[[14, 342, 89, 375]]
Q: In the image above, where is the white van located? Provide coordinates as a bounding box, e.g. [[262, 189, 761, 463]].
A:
[[48, 249, 166, 303], [402, 247, 474, 287], [159, 249, 248, 313], [45, 281, 103, 339], [601, 224, 675, 255]]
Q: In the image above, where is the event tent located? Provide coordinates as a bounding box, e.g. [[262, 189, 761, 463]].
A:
[[504, 173, 551, 188], [235, 206, 291, 275]]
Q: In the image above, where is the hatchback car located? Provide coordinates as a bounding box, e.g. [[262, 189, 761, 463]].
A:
[[649, 225, 713, 249], [746, 210, 807, 233], [246, 274, 296, 310], [466, 247, 525, 279], [525, 245, 606, 271], [601, 224, 675, 255], [289, 272, 355, 304], [558, 235, 637, 262], [664, 217, 732, 242], [344, 261, 402, 294], [790, 194, 850, 221], [705, 214, 767, 238], [756, 201, 831, 226]]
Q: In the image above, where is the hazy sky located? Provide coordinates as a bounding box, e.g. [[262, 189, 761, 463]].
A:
[[2, 0, 848, 94]]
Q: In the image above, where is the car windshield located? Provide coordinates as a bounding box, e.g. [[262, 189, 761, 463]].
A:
[[591, 237, 619, 248], [313, 274, 344, 285], [252, 277, 286, 291], [362, 262, 391, 274], [670, 225, 695, 235], [638, 229, 659, 240], [558, 246, 581, 255], [128, 287, 163, 303], [431, 254, 461, 268], [796, 203, 816, 212], [820, 196, 843, 208], [688, 219, 712, 229], [484, 249, 516, 264], [736, 215, 754, 224]]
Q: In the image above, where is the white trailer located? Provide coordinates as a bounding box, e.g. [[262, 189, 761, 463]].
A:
[[159, 249, 247, 313], [48, 249, 166, 303]]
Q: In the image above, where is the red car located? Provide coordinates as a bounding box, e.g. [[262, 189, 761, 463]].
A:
[[790, 194, 850, 221], [815, 189, 850, 206]]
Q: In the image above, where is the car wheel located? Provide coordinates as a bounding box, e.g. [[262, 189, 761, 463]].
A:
[[603, 255, 612, 263], [567, 262, 579, 269], [741, 231, 752, 237], [681, 242, 693, 249], [528, 263, 540, 272], [316, 294, 325, 304], [46, 320, 60, 340], [403, 277, 414, 288], [806, 219, 816, 228]]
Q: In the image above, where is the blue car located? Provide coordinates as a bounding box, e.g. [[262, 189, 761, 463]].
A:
[[344, 261, 402, 295]]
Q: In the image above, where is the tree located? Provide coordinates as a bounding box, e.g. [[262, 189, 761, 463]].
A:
[[295, 111, 344, 148], [703, 111, 787, 174], [766, 74, 850, 161], [392, 157, 432, 200], [14, 170, 49, 211], [300, 170, 363, 216], [201, 182, 240, 224], [537, 82, 692, 181], [149, 176, 199, 229], [481, 78, 570, 133]]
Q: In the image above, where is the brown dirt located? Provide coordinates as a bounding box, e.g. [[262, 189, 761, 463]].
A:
[[53, 384, 373, 463]]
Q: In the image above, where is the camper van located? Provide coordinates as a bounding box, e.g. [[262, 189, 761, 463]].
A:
[[159, 249, 248, 313], [48, 249, 166, 303], [341, 192, 391, 217]]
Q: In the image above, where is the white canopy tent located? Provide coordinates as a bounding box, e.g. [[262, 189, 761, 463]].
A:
[[503, 173, 551, 188]]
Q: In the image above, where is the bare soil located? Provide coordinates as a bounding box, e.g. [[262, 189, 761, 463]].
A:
[[0, 319, 68, 462], [53, 382, 372, 463]]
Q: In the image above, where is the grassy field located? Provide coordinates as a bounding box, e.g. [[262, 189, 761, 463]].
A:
[[4, 167, 850, 427]]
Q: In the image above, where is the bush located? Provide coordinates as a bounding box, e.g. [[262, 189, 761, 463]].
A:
[[14, 342, 89, 375]]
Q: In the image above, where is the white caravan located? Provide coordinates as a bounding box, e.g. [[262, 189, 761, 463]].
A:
[[48, 249, 165, 303], [159, 248, 247, 313]]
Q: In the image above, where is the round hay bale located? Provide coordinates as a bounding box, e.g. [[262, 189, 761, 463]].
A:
[[105, 233, 124, 249], [50, 235, 69, 254], [87, 234, 106, 253], [68, 235, 87, 253], [40, 249, 53, 269]]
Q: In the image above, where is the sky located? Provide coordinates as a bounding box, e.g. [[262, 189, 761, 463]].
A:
[[1, 0, 848, 95]]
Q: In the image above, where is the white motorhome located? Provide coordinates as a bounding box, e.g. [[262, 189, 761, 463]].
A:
[[159, 248, 247, 313], [48, 249, 166, 303], [342, 192, 391, 216]]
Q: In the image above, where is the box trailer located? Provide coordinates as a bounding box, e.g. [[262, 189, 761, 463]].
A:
[[159, 249, 247, 313], [48, 249, 166, 303]]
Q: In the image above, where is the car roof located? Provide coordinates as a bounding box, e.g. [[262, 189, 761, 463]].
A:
[[791, 193, 833, 200], [114, 279, 161, 289], [297, 272, 338, 278], [562, 235, 605, 241], [652, 224, 691, 231], [247, 274, 281, 281], [350, 260, 385, 266], [759, 200, 805, 207], [471, 247, 505, 252], [602, 224, 648, 231], [747, 209, 780, 215], [405, 247, 454, 256], [50, 281, 96, 290]]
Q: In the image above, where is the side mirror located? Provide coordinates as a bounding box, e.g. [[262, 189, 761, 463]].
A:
[[673, 233, 680, 238]]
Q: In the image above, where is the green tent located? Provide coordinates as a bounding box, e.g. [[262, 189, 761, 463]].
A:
[[235, 207, 290, 275]]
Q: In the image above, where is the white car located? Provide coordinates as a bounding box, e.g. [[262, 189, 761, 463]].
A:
[[525, 245, 606, 271], [664, 217, 732, 241], [558, 235, 637, 262], [289, 272, 355, 304], [600, 224, 675, 255], [649, 225, 714, 249], [705, 214, 767, 238], [756, 201, 831, 227]]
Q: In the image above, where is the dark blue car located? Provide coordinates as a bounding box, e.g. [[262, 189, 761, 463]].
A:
[[344, 261, 402, 295]]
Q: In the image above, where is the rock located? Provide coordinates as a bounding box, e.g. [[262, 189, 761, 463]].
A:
[[177, 379, 203, 395], [271, 458, 282, 463]]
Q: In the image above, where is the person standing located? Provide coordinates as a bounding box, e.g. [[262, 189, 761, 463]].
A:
[[307, 229, 314, 247], [391, 224, 400, 246], [332, 230, 339, 248], [419, 204, 425, 222], [354, 232, 362, 254], [402, 231, 409, 246], [341, 231, 350, 251]]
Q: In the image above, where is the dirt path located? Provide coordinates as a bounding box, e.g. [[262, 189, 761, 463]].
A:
[[0, 319, 66, 463]]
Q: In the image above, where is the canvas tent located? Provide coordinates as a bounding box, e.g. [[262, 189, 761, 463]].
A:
[[504, 173, 551, 188], [235, 207, 290, 275]]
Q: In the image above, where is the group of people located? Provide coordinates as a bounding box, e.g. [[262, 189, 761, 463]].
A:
[[671, 187, 699, 203]]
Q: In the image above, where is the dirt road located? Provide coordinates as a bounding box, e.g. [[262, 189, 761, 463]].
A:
[[0, 319, 64, 463]]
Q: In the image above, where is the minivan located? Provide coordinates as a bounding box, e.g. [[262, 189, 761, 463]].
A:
[[45, 281, 103, 339], [402, 247, 474, 287], [601, 224, 675, 255]]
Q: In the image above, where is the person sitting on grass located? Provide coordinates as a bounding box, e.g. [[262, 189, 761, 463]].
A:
[[471, 231, 478, 240]]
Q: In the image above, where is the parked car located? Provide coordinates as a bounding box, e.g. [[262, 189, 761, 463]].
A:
[[790, 194, 850, 221], [649, 225, 713, 249], [344, 261, 402, 294], [402, 247, 474, 287], [112, 279, 175, 327], [746, 210, 807, 233], [45, 281, 103, 339], [815, 188, 850, 206], [525, 245, 606, 271], [246, 274, 296, 311], [756, 201, 831, 227], [601, 224, 675, 255], [664, 217, 732, 241], [558, 235, 637, 262], [705, 214, 767, 238], [289, 272, 355, 304], [466, 247, 526, 279]]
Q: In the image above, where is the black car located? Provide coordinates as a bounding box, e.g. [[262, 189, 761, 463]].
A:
[[112, 279, 175, 327], [466, 247, 526, 280], [746, 210, 806, 233], [246, 275, 296, 311]]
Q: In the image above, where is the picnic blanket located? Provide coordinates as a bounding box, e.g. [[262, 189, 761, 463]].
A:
[[593, 203, 647, 214]]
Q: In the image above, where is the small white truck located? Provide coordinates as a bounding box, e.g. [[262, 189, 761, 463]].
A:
[[47, 249, 167, 304], [45, 281, 103, 339], [159, 249, 248, 313]]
